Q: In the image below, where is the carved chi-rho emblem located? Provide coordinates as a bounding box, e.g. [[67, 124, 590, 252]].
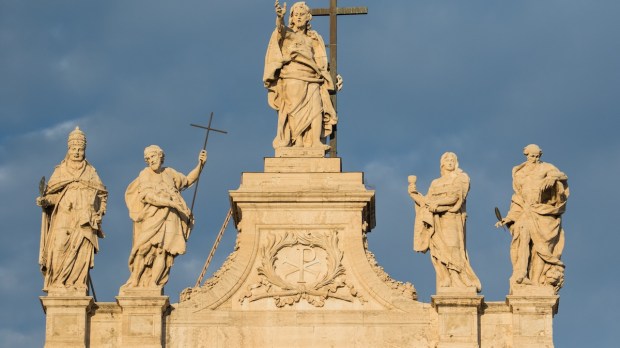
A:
[[275, 245, 328, 286], [241, 230, 365, 307]]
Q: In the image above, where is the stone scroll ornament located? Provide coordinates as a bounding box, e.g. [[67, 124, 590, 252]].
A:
[[408, 152, 482, 292], [241, 231, 365, 307], [37, 127, 108, 294], [263, 1, 342, 151], [495, 144, 568, 294], [122, 145, 207, 289]]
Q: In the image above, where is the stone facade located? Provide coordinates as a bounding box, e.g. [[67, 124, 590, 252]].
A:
[[41, 155, 559, 347]]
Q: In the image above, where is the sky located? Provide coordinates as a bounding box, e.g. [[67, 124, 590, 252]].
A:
[[1, 0, 618, 346]]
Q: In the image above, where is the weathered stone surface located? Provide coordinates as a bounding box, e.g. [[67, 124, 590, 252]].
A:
[[507, 292, 558, 348], [170, 156, 429, 347], [409, 152, 481, 293], [121, 146, 206, 290], [116, 295, 169, 348], [495, 144, 568, 295], [37, 127, 107, 296], [432, 292, 483, 348], [43, 156, 561, 347], [264, 156, 341, 172], [264, 1, 340, 152], [178, 157, 414, 311], [40, 296, 94, 348]]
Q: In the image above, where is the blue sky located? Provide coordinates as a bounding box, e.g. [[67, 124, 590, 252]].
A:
[[1, 1, 618, 346]]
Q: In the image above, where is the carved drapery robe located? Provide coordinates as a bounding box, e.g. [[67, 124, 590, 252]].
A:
[[39, 159, 107, 292], [414, 171, 481, 291], [125, 167, 193, 287], [264, 26, 337, 148], [505, 161, 568, 291]]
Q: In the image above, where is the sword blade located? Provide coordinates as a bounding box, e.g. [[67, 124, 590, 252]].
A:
[[494, 207, 503, 222], [39, 176, 46, 196]]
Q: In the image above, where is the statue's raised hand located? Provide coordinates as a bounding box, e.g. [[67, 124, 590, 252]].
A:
[[275, 0, 287, 19], [198, 149, 207, 166]]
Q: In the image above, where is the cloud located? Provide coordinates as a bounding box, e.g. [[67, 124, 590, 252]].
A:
[[41, 120, 80, 140]]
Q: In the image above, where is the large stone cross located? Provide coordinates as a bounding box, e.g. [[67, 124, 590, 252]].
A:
[[310, 1, 368, 157]]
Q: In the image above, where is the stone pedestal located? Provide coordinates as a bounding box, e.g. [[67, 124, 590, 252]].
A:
[[222, 156, 388, 311], [116, 294, 169, 348], [40, 295, 94, 348], [170, 156, 426, 347], [274, 147, 326, 158], [51, 155, 563, 347], [432, 289, 483, 348], [507, 286, 558, 348]]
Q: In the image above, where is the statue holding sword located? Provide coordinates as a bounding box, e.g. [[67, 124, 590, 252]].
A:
[[495, 144, 568, 293]]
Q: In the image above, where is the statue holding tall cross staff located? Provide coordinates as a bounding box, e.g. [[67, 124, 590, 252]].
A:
[[122, 146, 206, 290], [264, 1, 343, 153], [122, 115, 225, 290]]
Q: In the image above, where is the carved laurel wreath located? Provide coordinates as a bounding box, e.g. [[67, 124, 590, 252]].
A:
[[241, 230, 365, 307]]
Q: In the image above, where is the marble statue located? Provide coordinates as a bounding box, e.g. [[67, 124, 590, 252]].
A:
[[123, 145, 207, 289], [495, 144, 568, 293], [408, 152, 481, 292], [37, 127, 108, 294], [263, 1, 342, 150]]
